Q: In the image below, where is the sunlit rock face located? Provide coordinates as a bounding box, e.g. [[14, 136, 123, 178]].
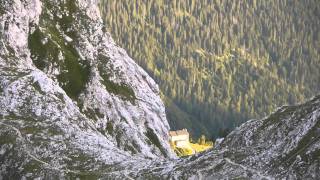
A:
[[0, 0, 319, 179], [0, 0, 175, 178]]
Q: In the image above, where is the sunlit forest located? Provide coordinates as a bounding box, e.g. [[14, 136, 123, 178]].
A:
[[99, 0, 320, 138]]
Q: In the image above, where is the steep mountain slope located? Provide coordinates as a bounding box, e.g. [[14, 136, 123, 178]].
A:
[[0, 0, 319, 179], [132, 95, 320, 179], [0, 0, 175, 178], [100, 0, 320, 138]]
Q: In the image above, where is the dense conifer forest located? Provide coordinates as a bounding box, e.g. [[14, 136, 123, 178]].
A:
[[99, 0, 320, 138]]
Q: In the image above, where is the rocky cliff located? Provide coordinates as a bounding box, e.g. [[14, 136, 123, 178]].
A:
[[134, 95, 320, 179], [0, 0, 319, 179], [0, 0, 175, 178]]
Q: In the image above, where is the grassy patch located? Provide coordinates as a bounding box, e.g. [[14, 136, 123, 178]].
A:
[[115, 133, 122, 148], [124, 144, 137, 154], [105, 122, 113, 135], [56, 48, 90, 100], [32, 81, 46, 95], [170, 141, 213, 157], [0, 129, 17, 145], [260, 105, 297, 129], [98, 62, 136, 104], [281, 119, 320, 165], [23, 160, 42, 173], [28, 28, 54, 70], [309, 148, 320, 160], [82, 108, 104, 122], [174, 147, 194, 157], [0, 5, 5, 16], [145, 128, 168, 157], [28, 27, 90, 100], [20, 126, 42, 135], [189, 143, 212, 153], [59, 1, 77, 32], [28, 0, 90, 100], [101, 79, 136, 103], [54, 92, 66, 104]]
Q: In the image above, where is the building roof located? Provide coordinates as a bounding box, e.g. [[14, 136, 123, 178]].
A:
[[169, 129, 189, 136]]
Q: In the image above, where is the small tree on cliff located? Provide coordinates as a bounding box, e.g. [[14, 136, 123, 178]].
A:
[[199, 135, 206, 145]]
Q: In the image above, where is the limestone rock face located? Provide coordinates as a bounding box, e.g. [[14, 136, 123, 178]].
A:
[[0, 0, 174, 178], [136, 95, 320, 179]]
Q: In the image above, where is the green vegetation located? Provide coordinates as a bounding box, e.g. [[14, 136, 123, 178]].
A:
[[23, 160, 43, 174], [270, 102, 320, 167], [145, 128, 168, 157], [171, 134, 213, 157], [81, 107, 104, 122], [28, 1, 90, 100], [100, 0, 320, 138], [28, 27, 90, 100], [0, 7, 4, 16], [199, 135, 206, 145], [189, 143, 212, 153], [105, 121, 114, 135], [101, 79, 136, 103], [98, 71, 136, 103], [174, 147, 193, 157]]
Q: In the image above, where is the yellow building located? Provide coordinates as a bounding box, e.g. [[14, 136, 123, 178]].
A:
[[169, 129, 189, 148]]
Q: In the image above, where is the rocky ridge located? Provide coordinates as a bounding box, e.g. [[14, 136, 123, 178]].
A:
[[0, 0, 174, 178], [135, 95, 319, 179]]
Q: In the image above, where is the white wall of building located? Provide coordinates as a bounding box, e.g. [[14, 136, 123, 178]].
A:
[[170, 134, 189, 142], [176, 140, 189, 147]]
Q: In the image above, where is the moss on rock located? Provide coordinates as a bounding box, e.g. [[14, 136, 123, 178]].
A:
[[145, 128, 168, 157], [97, 58, 136, 104], [28, 27, 90, 100]]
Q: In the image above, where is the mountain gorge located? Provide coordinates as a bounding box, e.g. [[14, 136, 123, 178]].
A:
[[139, 95, 320, 179], [0, 0, 319, 179], [99, 0, 320, 138]]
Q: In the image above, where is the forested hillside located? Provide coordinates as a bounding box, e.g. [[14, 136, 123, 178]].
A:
[[99, 0, 320, 138]]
